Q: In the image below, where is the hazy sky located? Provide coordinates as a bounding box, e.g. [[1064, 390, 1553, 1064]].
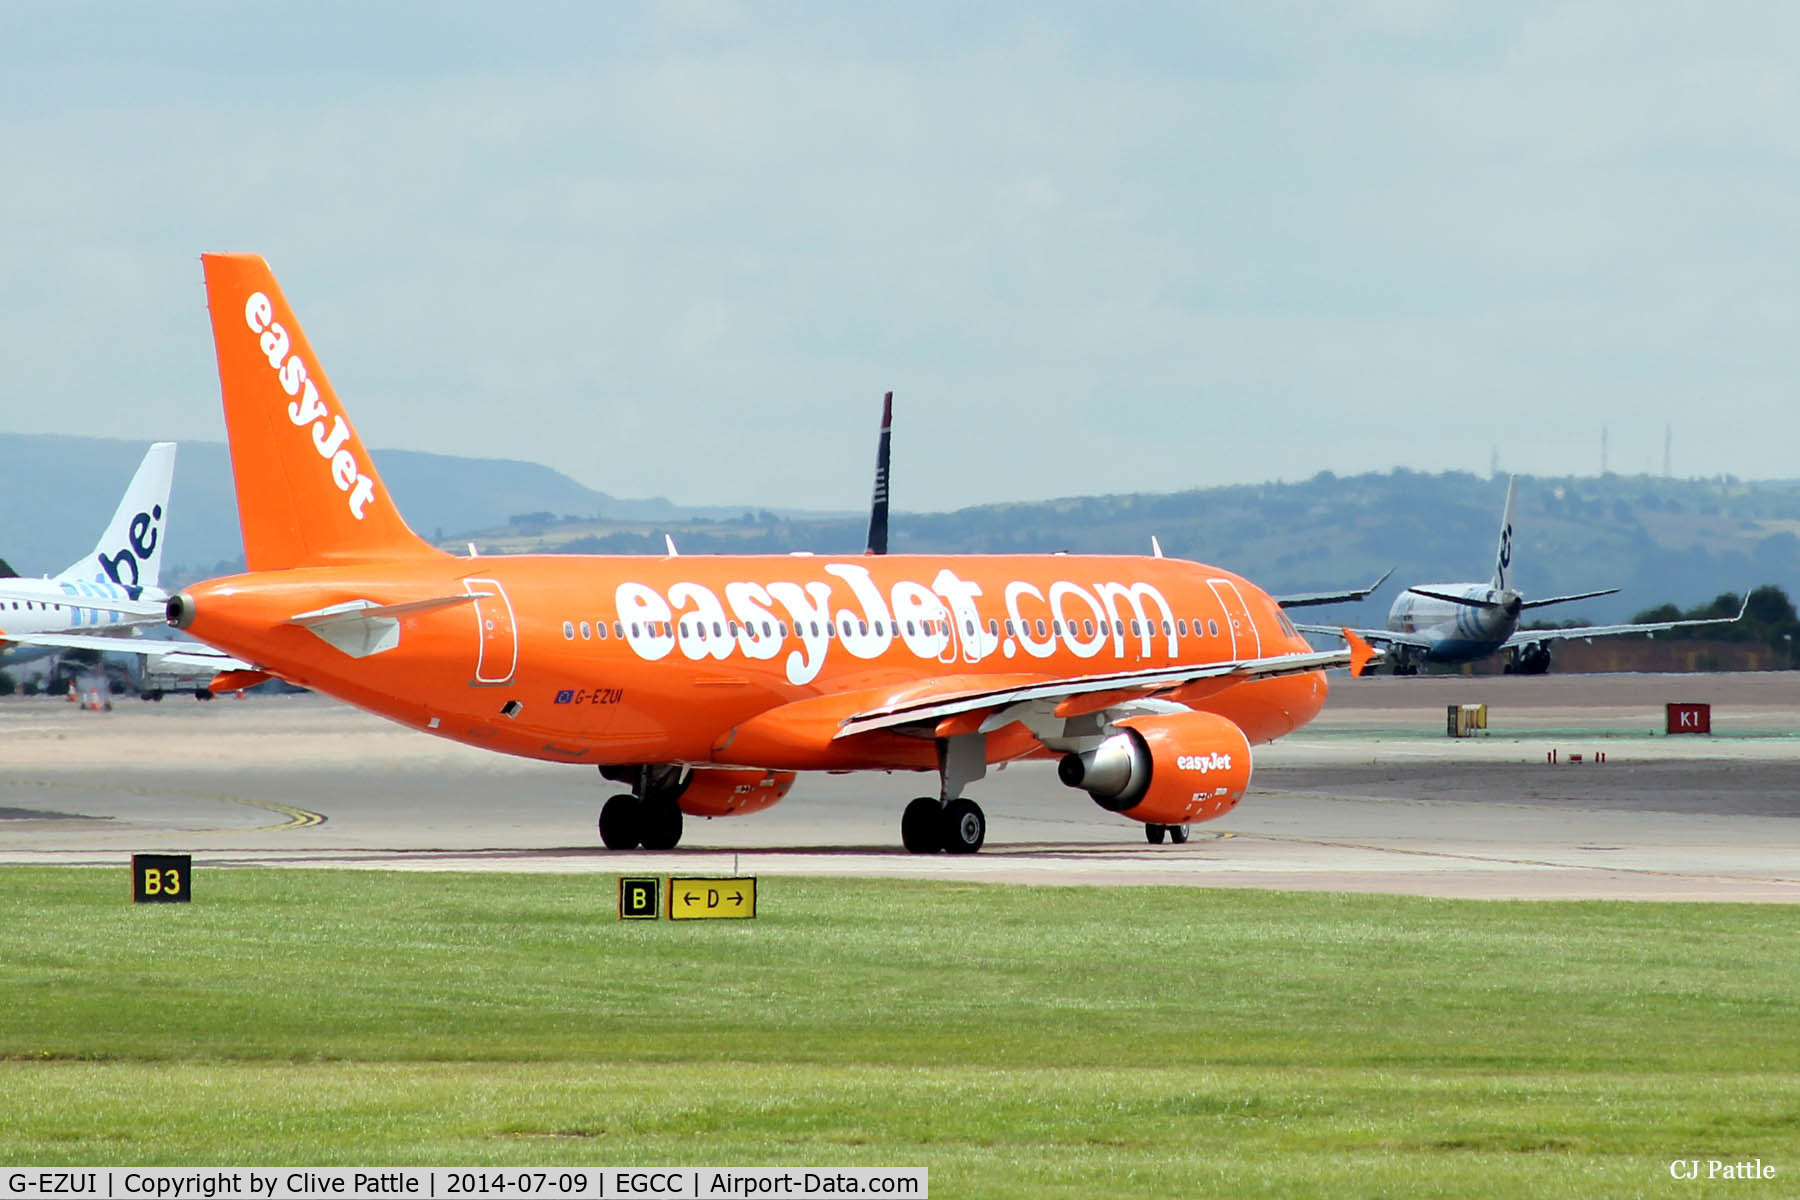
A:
[[3, 2, 1796, 511]]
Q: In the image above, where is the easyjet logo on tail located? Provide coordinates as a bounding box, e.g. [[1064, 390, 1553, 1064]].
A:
[[244, 292, 377, 521]]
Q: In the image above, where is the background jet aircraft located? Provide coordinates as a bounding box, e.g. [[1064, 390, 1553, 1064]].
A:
[[0, 442, 177, 663], [1298, 475, 1744, 674], [2, 441, 252, 680]]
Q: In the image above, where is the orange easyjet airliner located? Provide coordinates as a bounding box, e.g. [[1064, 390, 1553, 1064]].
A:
[[152, 254, 1375, 854]]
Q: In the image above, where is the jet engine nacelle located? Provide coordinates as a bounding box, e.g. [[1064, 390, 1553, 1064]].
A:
[[677, 768, 796, 817], [1057, 710, 1253, 826]]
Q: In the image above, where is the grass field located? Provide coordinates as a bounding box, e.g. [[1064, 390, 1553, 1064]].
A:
[[2, 869, 1796, 1197]]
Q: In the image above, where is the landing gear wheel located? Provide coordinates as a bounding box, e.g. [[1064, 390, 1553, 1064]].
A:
[[638, 798, 684, 850], [598, 793, 642, 850], [1168, 825, 1190, 845], [1145, 824, 1167, 845], [940, 797, 985, 855], [902, 797, 943, 854]]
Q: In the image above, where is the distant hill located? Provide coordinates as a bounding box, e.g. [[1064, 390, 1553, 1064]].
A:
[[5, 433, 1795, 628], [452, 469, 1800, 628], [0, 434, 829, 582]]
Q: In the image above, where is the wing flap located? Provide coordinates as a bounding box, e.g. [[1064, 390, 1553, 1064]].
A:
[[1, 631, 253, 671]]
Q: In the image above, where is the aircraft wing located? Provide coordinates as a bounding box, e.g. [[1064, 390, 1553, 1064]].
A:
[[834, 632, 1379, 739], [0, 630, 254, 672], [1500, 595, 1750, 649], [1274, 568, 1394, 610], [1293, 622, 1436, 651]]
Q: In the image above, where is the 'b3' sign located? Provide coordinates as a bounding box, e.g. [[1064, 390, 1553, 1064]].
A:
[[132, 854, 192, 904]]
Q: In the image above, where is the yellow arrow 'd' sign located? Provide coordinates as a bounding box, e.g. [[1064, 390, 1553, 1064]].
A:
[[668, 877, 757, 920]]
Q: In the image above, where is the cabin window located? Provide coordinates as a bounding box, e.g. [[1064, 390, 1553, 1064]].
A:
[[1035, 619, 1047, 638], [905, 620, 916, 636], [1209, 620, 1220, 637], [728, 621, 740, 637], [579, 621, 591, 639], [562, 621, 575, 640], [595, 622, 608, 639], [1162, 620, 1172, 636], [630, 622, 641, 638], [1178, 619, 1188, 636]]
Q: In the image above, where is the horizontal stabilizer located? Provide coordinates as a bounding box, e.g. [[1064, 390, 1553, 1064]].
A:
[[0, 584, 167, 620], [1519, 587, 1620, 610], [1408, 587, 1503, 610], [285, 593, 488, 659], [209, 669, 273, 693]]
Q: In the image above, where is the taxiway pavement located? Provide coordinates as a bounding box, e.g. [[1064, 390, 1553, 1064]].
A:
[[3, 673, 1796, 900]]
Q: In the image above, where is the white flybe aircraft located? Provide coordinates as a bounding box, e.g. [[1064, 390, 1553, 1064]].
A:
[[1299, 475, 1745, 674], [0, 443, 230, 672]]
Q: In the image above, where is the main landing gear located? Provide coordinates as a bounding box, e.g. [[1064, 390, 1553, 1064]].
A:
[[597, 764, 687, 851], [901, 733, 988, 854], [1144, 824, 1190, 845], [1504, 642, 1552, 675], [901, 795, 986, 854]]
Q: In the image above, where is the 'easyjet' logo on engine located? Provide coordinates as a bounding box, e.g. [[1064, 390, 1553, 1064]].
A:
[[1178, 753, 1232, 773], [244, 292, 377, 521]]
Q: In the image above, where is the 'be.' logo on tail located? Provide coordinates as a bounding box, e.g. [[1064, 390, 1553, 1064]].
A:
[[96, 504, 162, 594]]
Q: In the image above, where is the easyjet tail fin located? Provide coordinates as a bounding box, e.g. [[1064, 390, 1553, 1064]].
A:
[[57, 441, 176, 596], [200, 254, 443, 570]]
